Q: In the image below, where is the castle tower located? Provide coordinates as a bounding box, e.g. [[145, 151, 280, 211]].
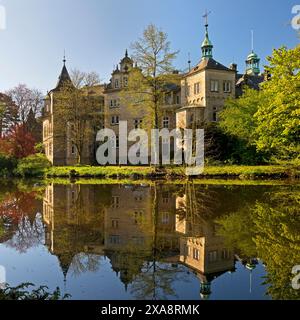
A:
[[245, 31, 260, 75], [201, 18, 213, 60], [245, 51, 260, 76]]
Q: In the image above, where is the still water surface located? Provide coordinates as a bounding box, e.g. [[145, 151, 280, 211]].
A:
[[0, 180, 299, 300]]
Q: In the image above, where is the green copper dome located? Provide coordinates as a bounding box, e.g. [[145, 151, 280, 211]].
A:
[[246, 50, 260, 75], [247, 51, 258, 61], [201, 25, 213, 59], [202, 32, 213, 47]]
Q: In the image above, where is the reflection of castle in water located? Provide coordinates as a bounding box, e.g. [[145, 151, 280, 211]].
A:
[[43, 183, 236, 298]]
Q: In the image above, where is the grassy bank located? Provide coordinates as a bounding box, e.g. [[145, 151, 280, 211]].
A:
[[45, 165, 300, 180]]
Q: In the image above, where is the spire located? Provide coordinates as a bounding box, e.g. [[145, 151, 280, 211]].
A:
[[245, 30, 260, 75], [55, 56, 74, 90], [63, 50, 66, 65], [125, 49, 128, 58], [188, 52, 191, 71], [201, 11, 213, 60]]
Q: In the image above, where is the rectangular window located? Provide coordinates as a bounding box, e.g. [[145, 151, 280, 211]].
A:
[[212, 112, 217, 122], [193, 248, 200, 260], [176, 95, 180, 104], [112, 196, 120, 209], [208, 250, 218, 262], [223, 81, 231, 93], [111, 115, 119, 125], [109, 235, 120, 244], [210, 80, 219, 92], [161, 212, 170, 224], [184, 245, 191, 257], [111, 219, 119, 229], [115, 79, 119, 89], [162, 117, 169, 129], [221, 249, 230, 260], [115, 135, 119, 149], [110, 100, 119, 108], [134, 119, 142, 129], [194, 82, 200, 95], [134, 211, 144, 224]]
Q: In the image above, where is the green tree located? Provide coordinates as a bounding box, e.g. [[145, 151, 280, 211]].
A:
[[55, 81, 104, 165], [219, 46, 300, 163], [123, 24, 179, 166], [254, 46, 300, 160], [216, 187, 300, 300]]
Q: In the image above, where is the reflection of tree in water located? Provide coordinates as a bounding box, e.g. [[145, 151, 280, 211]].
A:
[[130, 262, 187, 300], [5, 213, 44, 253], [69, 253, 100, 276], [129, 183, 189, 300], [0, 188, 44, 252], [216, 187, 300, 300]]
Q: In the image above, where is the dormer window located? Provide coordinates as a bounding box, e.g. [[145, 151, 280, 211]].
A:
[[124, 77, 128, 87], [115, 79, 119, 89]]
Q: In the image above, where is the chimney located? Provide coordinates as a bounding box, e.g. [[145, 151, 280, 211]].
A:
[[229, 63, 238, 72]]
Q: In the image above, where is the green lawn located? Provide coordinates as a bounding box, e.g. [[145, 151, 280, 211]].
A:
[[45, 165, 300, 180]]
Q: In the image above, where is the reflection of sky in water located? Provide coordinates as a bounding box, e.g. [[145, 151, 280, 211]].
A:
[[0, 243, 269, 300], [0, 182, 298, 300]]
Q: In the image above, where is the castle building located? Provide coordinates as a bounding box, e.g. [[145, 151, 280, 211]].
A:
[[43, 22, 264, 166], [176, 23, 237, 129], [43, 58, 105, 165]]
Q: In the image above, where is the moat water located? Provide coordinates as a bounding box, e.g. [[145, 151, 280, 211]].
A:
[[0, 180, 299, 300]]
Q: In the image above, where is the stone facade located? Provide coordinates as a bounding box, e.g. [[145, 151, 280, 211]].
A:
[[43, 24, 264, 166]]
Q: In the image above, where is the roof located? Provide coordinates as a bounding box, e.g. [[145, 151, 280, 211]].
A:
[[236, 73, 264, 97], [246, 51, 259, 61], [51, 63, 74, 92], [186, 58, 235, 76]]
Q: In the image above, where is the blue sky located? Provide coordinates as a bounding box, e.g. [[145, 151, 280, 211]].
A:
[[0, 0, 298, 93]]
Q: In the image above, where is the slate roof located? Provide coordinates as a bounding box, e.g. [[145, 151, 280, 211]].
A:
[[186, 58, 235, 76]]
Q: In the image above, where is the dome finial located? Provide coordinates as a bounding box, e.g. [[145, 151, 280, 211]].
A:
[[203, 9, 211, 28], [201, 10, 213, 60], [63, 49, 66, 65]]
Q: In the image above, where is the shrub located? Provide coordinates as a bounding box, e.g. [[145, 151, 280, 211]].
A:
[[15, 153, 51, 177], [0, 153, 17, 176], [0, 283, 70, 300]]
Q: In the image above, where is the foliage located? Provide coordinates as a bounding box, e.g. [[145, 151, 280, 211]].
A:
[[0, 283, 70, 300], [205, 122, 265, 165], [216, 187, 300, 300], [0, 93, 19, 137], [219, 46, 300, 163], [6, 84, 43, 123], [70, 69, 101, 89], [54, 82, 103, 165], [15, 153, 51, 177], [0, 153, 17, 176], [123, 24, 179, 135], [0, 124, 36, 159], [45, 165, 300, 180], [34, 142, 45, 154], [254, 46, 300, 159]]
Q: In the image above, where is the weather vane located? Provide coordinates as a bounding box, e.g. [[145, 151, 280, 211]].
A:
[[203, 9, 211, 26]]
